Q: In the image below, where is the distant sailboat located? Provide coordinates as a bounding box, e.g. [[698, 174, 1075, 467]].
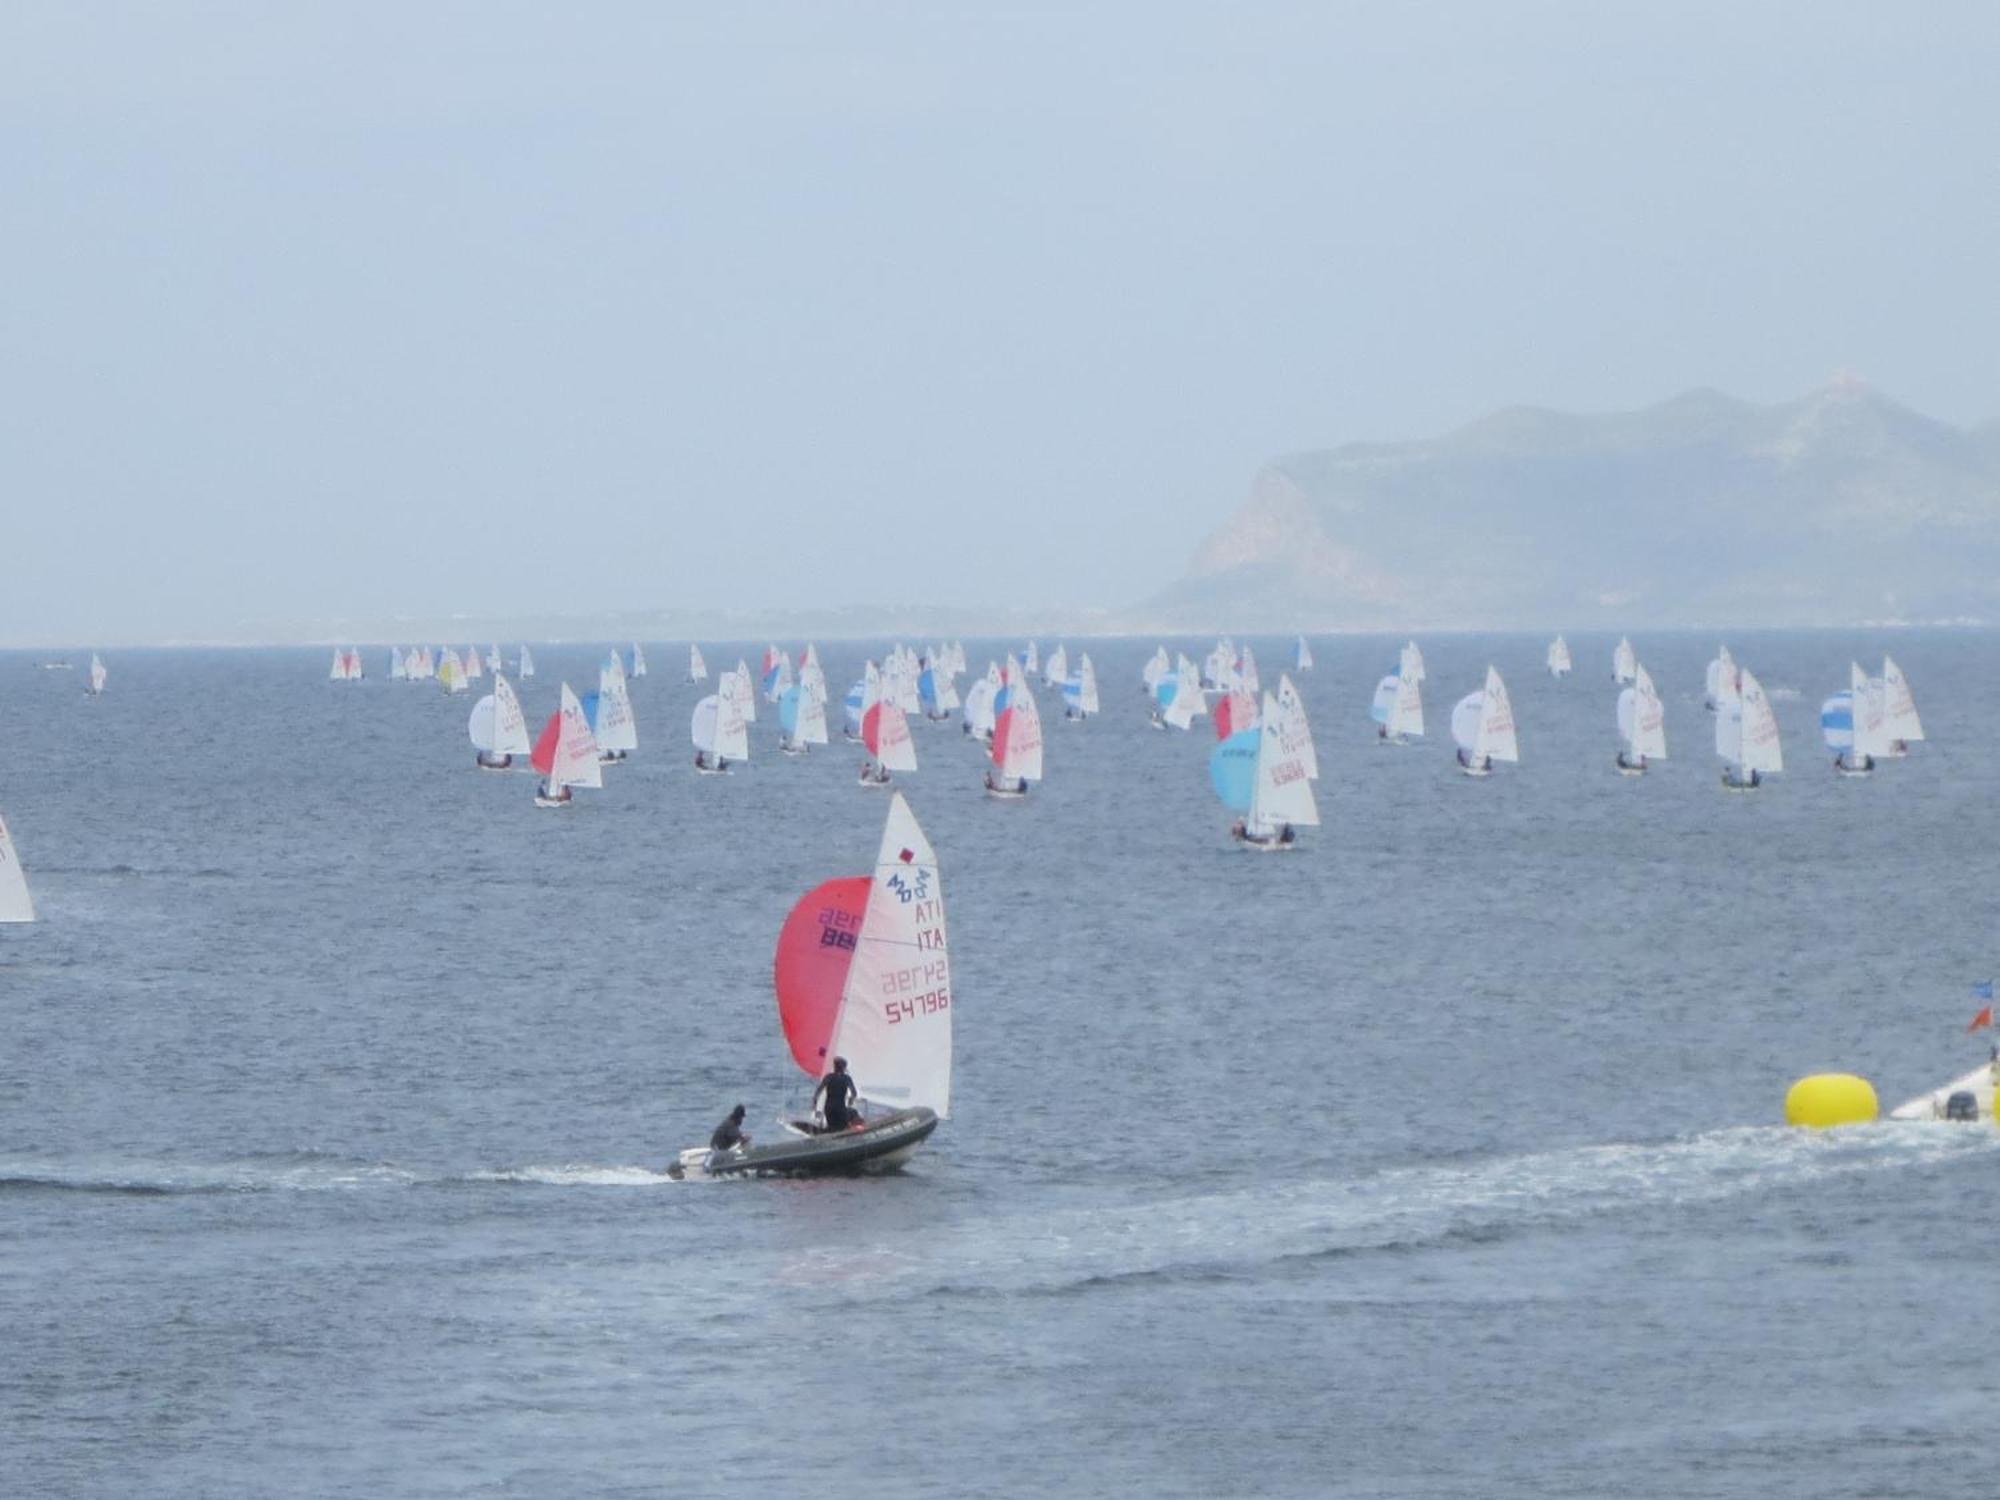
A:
[[1370, 662, 1424, 744], [1273, 673, 1318, 781], [1294, 636, 1313, 671], [860, 665, 917, 787], [1612, 637, 1636, 684], [1547, 635, 1571, 678], [1451, 667, 1519, 776], [962, 664, 1000, 743], [1041, 644, 1068, 691], [470, 673, 532, 770], [688, 644, 709, 683], [1156, 653, 1206, 731], [587, 654, 639, 762], [1142, 647, 1171, 696], [986, 663, 1043, 797], [918, 655, 960, 722], [86, 653, 107, 696], [1400, 641, 1426, 683], [1717, 665, 1782, 790], [1705, 645, 1736, 712], [390, 648, 408, 681], [1820, 662, 1886, 776], [779, 665, 830, 755], [1061, 653, 1099, 721], [1879, 655, 1924, 756], [0, 813, 36, 922], [329, 647, 363, 683], [691, 680, 750, 774], [518, 645, 536, 678], [630, 642, 648, 679], [761, 645, 793, 702], [462, 648, 483, 682], [486, 645, 502, 672], [438, 649, 469, 695], [1615, 663, 1667, 774], [530, 685, 604, 807]]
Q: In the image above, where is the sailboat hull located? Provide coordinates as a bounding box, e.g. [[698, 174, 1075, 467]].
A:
[[677, 1108, 939, 1178]]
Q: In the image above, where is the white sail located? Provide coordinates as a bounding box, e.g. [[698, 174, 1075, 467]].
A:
[[490, 674, 532, 754], [630, 642, 648, 678], [518, 645, 536, 678], [1073, 653, 1100, 715], [1389, 669, 1424, 739], [87, 653, 107, 694], [1165, 654, 1206, 730], [963, 672, 998, 738], [1627, 663, 1667, 759], [329, 647, 347, 681], [1042, 644, 1068, 690], [1023, 641, 1039, 674], [1237, 644, 1261, 696], [486, 645, 502, 671], [1881, 656, 1924, 743], [595, 678, 639, 754], [1294, 636, 1313, 671], [1400, 641, 1426, 683], [1204, 640, 1237, 690], [870, 701, 918, 772], [827, 793, 952, 1117], [729, 662, 758, 724], [547, 684, 603, 790], [0, 813, 35, 922], [1850, 661, 1888, 760], [1612, 637, 1636, 683], [797, 674, 830, 746], [1478, 668, 1519, 762], [1737, 667, 1783, 775], [1274, 673, 1318, 780], [1247, 691, 1319, 836], [390, 648, 407, 680], [1142, 647, 1171, 689], [462, 648, 483, 681], [688, 644, 708, 682], [1547, 635, 1571, 676]]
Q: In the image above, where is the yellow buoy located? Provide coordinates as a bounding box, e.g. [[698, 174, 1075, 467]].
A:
[[1785, 1073, 1879, 1128]]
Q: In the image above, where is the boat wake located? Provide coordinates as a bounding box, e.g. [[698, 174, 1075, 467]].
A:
[[463, 1164, 682, 1187], [796, 1124, 2000, 1302], [0, 1150, 419, 1197]]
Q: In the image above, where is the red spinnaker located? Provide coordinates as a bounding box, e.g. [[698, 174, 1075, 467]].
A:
[[862, 702, 885, 756], [530, 710, 561, 775], [773, 877, 871, 1079]]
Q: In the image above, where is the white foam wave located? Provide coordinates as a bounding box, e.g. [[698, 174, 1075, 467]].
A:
[[466, 1163, 681, 1187], [799, 1123, 2000, 1299]]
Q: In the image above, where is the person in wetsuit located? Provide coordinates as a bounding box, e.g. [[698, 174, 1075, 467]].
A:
[[709, 1104, 750, 1152], [813, 1057, 860, 1132]]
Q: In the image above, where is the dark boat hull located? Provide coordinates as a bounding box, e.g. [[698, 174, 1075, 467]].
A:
[[687, 1108, 938, 1178]]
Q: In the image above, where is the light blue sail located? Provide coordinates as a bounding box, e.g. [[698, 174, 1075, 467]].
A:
[[1820, 691, 1854, 752], [779, 685, 801, 736], [1209, 730, 1259, 811]]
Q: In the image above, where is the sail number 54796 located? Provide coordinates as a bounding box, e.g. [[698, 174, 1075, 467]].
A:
[[884, 989, 950, 1024]]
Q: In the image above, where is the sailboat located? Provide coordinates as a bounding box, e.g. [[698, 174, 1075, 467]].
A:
[[1546, 635, 1571, 678], [1041, 644, 1068, 691], [986, 663, 1043, 798], [779, 667, 830, 755], [1704, 645, 1735, 712], [329, 647, 363, 683], [860, 663, 917, 787], [1717, 665, 1782, 790], [390, 648, 408, 681], [761, 645, 793, 702], [1213, 686, 1259, 740], [530, 685, 604, 807], [687, 644, 708, 683], [962, 664, 1000, 742], [0, 813, 36, 922], [1879, 656, 1924, 756], [1612, 637, 1636, 684], [1400, 641, 1426, 683], [731, 660, 759, 724], [1210, 690, 1318, 849], [437, 650, 469, 695], [1141, 646, 1171, 697], [1294, 636, 1313, 671], [691, 681, 750, 774], [676, 792, 949, 1179], [462, 648, 483, 682], [469, 673, 533, 770], [486, 645, 502, 672], [1820, 662, 1886, 776], [1450, 667, 1519, 776], [630, 642, 648, 679], [1023, 641, 1040, 675], [1615, 663, 1667, 774], [1370, 662, 1425, 744], [1061, 654, 1099, 721], [1236, 644, 1261, 696], [1153, 653, 1206, 731], [85, 653, 107, 696], [518, 645, 536, 678], [1203, 639, 1237, 691], [585, 659, 640, 763], [1274, 673, 1318, 781], [918, 655, 961, 722]]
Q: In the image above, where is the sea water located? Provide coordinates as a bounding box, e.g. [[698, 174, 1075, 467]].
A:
[[2, 632, 1995, 1498]]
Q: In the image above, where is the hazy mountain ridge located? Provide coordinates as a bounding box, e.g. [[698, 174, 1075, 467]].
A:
[[1145, 379, 2000, 630]]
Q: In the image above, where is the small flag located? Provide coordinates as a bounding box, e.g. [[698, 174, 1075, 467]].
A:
[[1970, 1006, 1994, 1034], [1974, 981, 1994, 1001], [898, 848, 914, 864]]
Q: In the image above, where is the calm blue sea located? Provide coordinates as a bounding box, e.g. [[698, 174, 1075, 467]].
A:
[[2, 631, 1995, 1498]]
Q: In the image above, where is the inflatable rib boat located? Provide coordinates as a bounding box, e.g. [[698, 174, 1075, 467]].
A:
[[671, 1108, 938, 1179]]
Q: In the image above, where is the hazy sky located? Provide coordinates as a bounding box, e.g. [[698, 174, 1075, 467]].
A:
[[3, 2, 1996, 641]]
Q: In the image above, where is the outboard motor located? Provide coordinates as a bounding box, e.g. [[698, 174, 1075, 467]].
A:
[[1944, 1090, 1980, 1123]]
